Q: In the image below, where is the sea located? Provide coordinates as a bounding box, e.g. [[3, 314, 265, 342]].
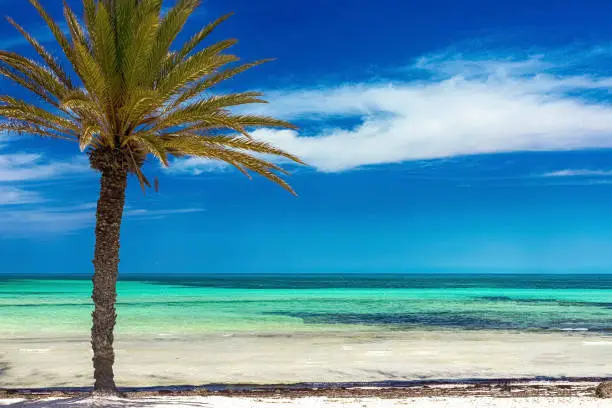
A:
[[1, 274, 611, 338]]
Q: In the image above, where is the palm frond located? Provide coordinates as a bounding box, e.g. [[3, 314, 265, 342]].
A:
[[122, 0, 163, 90], [0, 95, 78, 135], [28, 0, 74, 60], [87, 1, 117, 89], [179, 134, 305, 164], [172, 59, 273, 108], [147, 0, 200, 81], [123, 133, 169, 166], [158, 40, 238, 99], [79, 124, 100, 151], [175, 12, 233, 62], [1, 0, 304, 194], [0, 120, 76, 141], [0, 51, 69, 105], [0, 65, 58, 107], [63, 1, 89, 49], [5, 17, 73, 88], [154, 92, 267, 131], [160, 134, 296, 194], [174, 113, 298, 138]]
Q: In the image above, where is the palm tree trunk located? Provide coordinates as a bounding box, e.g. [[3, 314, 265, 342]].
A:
[[91, 165, 128, 395], [596, 381, 612, 398]]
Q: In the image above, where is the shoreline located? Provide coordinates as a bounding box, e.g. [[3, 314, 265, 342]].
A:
[[3, 378, 611, 399], [1, 398, 610, 408], [3, 330, 611, 388]]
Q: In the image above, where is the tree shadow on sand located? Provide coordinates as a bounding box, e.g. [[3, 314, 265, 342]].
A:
[[6, 396, 213, 408]]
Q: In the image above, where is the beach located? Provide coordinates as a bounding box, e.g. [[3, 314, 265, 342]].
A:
[[1, 275, 611, 404], [2, 381, 611, 406], [1, 396, 611, 408], [2, 330, 612, 388], [1, 0, 611, 405]]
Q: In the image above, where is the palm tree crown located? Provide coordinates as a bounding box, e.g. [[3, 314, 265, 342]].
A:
[[0, 0, 303, 394], [0, 0, 302, 193]]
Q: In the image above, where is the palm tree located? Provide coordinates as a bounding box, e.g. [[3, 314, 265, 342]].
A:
[[0, 0, 302, 396]]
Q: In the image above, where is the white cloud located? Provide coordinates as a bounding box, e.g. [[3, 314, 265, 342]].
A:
[[0, 140, 203, 233], [174, 47, 612, 173], [0, 152, 88, 182], [0, 141, 89, 216], [541, 169, 612, 177], [169, 158, 232, 175], [0, 206, 95, 234], [251, 81, 612, 172], [125, 207, 205, 219], [0, 186, 42, 205], [0, 205, 205, 235]]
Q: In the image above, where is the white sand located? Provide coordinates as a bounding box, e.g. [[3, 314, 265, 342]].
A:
[[1, 396, 610, 408], [1, 331, 611, 387]]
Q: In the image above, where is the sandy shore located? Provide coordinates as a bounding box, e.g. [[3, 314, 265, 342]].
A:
[[2, 379, 610, 406], [1, 396, 611, 408], [1, 330, 611, 388]]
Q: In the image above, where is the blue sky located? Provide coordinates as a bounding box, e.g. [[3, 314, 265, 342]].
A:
[[2, 0, 612, 274]]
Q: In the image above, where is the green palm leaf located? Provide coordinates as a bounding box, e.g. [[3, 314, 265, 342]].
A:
[[0, 0, 303, 192]]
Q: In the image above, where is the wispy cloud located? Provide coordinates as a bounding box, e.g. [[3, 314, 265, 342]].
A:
[[541, 169, 612, 177], [174, 45, 612, 174], [0, 186, 42, 205], [0, 206, 95, 235], [168, 158, 232, 175], [124, 207, 205, 219], [0, 151, 87, 182], [0, 205, 205, 235], [0, 138, 88, 236], [0, 140, 89, 211], [0, 134, 205, 234]]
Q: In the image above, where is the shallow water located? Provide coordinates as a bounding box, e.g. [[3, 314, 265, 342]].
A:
[[1, 274, 611, 338], [2, 274, 612, 387]]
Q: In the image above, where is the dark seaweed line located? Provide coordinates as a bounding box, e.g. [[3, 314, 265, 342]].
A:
[[2, 297, 612, 308], [3, 376, 612, 394]]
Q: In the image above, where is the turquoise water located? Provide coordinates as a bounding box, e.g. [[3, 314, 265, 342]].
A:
[[1, 274, 611, 338]]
